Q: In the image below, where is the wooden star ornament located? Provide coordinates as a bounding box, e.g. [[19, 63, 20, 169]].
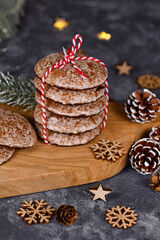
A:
[[89, 183, 112, 202], [116, 61, 133, 75]]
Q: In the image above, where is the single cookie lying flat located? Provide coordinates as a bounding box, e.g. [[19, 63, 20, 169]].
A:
[[34, 77, 105, 105], [0, 145, 15, 164], [0, 108, 37, 148], [35, 122, 102, 146], [34, 104, 105, 134], [35, 91, 107, 117], [35, 51, 107, 90]]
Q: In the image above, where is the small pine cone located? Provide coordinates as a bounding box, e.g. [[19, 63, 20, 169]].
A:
[[149, 172, 160, 191], [149, 126, 160, 143], [125, 89, 160, 123], [129, 138, 160, 175], [56, 205, 78, 226]]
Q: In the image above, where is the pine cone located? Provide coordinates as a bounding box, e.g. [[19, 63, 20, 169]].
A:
[[56, 205, 78, 226], [149, 126, 160, 143], [125, 89, 160, 123], [129, 138, 160, 175], [149, 172, 160, 191]]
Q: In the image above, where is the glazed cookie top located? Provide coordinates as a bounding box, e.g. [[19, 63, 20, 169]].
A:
[[35, 51, 107, 90], [0, 108, 37, 148]]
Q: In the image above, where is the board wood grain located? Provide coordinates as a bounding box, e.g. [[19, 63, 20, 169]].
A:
[[0, 101, 159, 199]]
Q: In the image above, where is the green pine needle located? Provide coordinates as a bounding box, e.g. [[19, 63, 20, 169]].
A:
[[0, 71, 36, 111], [0, 0, 25, 43]]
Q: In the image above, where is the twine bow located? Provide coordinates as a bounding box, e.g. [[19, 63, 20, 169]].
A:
[[41, 34, 109, 144], [50, 35, 88, 79]]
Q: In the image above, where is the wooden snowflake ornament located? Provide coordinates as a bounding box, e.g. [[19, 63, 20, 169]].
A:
[[137, 75, 160, 89], [17, 200, 55, 225], [91, 140, 125, 161], [106, 206, 138, 229]]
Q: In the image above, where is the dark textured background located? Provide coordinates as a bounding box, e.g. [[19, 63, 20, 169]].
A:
[[0, 0, 160, 239]]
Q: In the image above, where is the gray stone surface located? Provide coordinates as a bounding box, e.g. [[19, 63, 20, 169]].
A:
[[0, 0, 160, 239]]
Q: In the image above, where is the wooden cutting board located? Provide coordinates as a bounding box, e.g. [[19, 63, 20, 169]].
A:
[[0, 102, 159, 199]]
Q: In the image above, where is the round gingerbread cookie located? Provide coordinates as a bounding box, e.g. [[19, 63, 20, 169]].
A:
[[35, 91, 107, 117], [0, 108, 37, 148], [34, 104, 105, 134], [0, 145, 15, 164], [34, 77, 105, 105], [35, 122, 102, 146], [35, 51, 107, 90]]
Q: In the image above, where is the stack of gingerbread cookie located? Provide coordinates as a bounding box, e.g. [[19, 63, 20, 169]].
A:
[[34, 50, 108, 146]]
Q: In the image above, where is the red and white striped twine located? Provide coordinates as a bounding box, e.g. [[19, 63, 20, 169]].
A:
[[41, 34, 109, 144]]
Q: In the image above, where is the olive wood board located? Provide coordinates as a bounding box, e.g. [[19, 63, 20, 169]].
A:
[[0, 101, 159, 199]]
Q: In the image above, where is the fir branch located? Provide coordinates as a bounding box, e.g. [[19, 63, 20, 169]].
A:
[[0, 71, 36, 111], [0, 0, 25, 43]]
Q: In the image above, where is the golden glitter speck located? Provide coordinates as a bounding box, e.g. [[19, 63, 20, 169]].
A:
[[97, 32, 111, 40], [53, 18, 70, 31]]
